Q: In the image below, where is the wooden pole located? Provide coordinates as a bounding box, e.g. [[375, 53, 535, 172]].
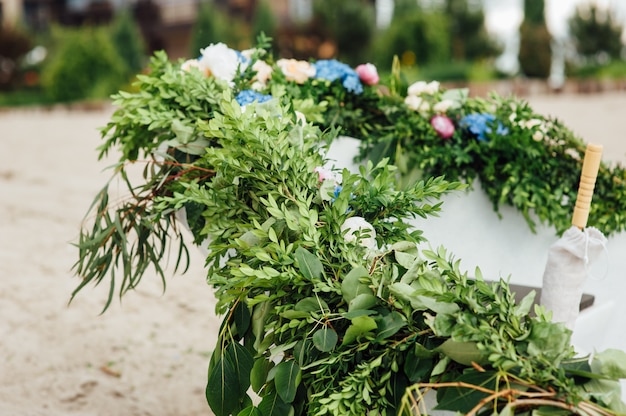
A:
[[572, 144, 603, 229]]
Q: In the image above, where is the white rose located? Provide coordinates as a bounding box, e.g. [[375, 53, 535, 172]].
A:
[[198, 43, 240, 82], [341, 217, 377, 250], [252, 60, 273, 85]]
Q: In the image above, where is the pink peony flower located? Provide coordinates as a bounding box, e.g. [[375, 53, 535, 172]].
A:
[[355, 63, 379, 86], [430, 115, 455, 139], [314, 166, 334, 182]]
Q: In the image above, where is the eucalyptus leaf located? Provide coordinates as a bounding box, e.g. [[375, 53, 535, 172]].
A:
[[206, 342, 254, 416], [274, 361, 302, 403], [341, 315, 377, 346], [348, 293, 378, 312], [295, 247, 323, 280], [257, 390, 292, 416], [237, 406, 262, 416], [312, 327, 338, 352], [341, 266, 371, 303], [591, 349, 626, 379], [374, 311, 406, 341], [435, 339, 486, 366], [435, 370, 498, 413]]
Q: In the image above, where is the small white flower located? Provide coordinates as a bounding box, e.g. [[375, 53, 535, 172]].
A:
[[404, 95, 430, 113], [522, 118, 543, 130], [532, 131, 544, 142], [408, 80, 439, 96], [433, 99, 455, 114], [198, 43, 240, 82], [341, 216, 377, 250]]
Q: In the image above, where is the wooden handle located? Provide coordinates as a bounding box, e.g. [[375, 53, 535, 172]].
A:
[[572, 144, 603, 229]]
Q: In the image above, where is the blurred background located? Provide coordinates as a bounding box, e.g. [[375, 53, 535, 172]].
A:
[[1, 0, 625, 106]]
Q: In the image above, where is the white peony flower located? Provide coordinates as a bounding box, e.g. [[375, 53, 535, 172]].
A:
[[198, 43, 240, 82], [341, 216, 377, 250]]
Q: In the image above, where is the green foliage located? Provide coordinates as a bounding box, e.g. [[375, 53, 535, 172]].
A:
[[251, 0, 277, 51], [189, 1, 249, 55], [313, 0, 376, 65], [523, 0, 546, 24], [74, 42, 626, 415], [110, 9, 146, 76], [444, 0, 501, 61], [568, 4, 625, 65], [374, 10, 450, 68], [189, 1, 223, 56], [519, 0, 552, 79], [41, 26, 128, 102]]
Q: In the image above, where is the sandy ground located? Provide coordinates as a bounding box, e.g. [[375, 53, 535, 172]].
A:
[[1, 91, 625, 415]]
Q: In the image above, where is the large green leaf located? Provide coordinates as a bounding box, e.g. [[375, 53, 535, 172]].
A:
[[435, 339, 485, 366], [295, 247, 323, 280], [232, 301, 251, 338], [274, 361, 302, 403], [375, 311, 406, 341], [237, 406, 262, 416], [206, 341, 254, 416], [341, 266, 371, 302], [257, 390, 292, 416], [312, 327, 338, 352], [591, 349, 626, 379], [251, 357, 273, 393], [435, 370, 498, 413], [348, 293, 377, 312], [341, 315, 378, 346]]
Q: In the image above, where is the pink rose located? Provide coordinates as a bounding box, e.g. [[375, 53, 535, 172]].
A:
[[355, 63, 379, 86], [431, 115, 455, 139]]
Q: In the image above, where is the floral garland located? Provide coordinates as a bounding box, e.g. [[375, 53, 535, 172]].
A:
[[176, 40, 626, 237], [74, 36, 626, 416]]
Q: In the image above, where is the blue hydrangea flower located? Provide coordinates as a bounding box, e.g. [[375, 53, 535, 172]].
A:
[[235, 51, 250, 66], [460, 113, 509, 141], [313, 59, 363, 94], [235, 90, 272, 106]]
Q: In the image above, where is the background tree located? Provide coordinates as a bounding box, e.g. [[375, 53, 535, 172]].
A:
[[518, 0, 552, 78], [444, 0, 500, 61], [189, 1, 223, 55], [109, 9, 146, 77], [251, 0, 277, 52], [374, 7, 450, 69], [312, 0, 376, 65], [568, 3, 624, 65]]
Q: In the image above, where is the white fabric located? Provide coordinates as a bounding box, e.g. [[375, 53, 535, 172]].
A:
[[540, 226, 607, 330]]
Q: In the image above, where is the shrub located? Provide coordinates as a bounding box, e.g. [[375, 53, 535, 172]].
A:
[[110, 9, 146, 76], [41, 26, 127, 102]]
